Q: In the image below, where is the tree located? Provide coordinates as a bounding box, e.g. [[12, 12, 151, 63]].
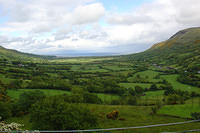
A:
[[150, 84, 158, 91], [83, 92, 102, 104], [0, 102, 11, 120], [135, 86, 144, 95], [127, 96, 137, 105], [8, 80, 23, 90], [0, 81, 10, 102], [165, 94, 184, 105], [30, 97, 99, 130], [18, 90, 46, 112], [191, 112, 200, 120]]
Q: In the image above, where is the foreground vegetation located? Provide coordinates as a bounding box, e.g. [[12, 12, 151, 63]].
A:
[[1, 27, 200, 132]]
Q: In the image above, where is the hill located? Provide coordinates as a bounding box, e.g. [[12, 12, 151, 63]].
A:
[[127, 27, 200, 71], [0, 46, 55, 61]]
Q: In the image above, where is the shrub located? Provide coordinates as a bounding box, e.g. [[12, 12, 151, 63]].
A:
[[110, 99, 121, 105], [18, 90, 46, 112], [150, 100, 162, 115], [30, 97, 99, 130], [165, 94, 185, 105], [83, 92, 102, 104], [191, 112, 200, 120], [0, 87, 10, 102], [0, 102, 11, 120], [127, 96, 137, 105], [150, 84, 158, 91]]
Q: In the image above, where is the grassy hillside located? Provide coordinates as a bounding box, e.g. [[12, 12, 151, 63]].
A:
[[126, 27, 200, 70], [0, 46, 55, 61]]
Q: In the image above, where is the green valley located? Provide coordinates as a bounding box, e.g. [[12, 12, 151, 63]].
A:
[[1, 27, 200, 132]]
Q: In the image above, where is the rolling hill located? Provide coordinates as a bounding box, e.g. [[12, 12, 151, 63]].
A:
[[0, 46, 55, 61], [127, 27, 200, 70], [0, 27, 200, 69]]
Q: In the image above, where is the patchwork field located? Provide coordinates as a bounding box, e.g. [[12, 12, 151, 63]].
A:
[[161, 74, 200, 92]]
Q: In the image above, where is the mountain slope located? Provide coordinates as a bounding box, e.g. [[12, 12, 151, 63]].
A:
[[0, 46, 55, 61], [127, 27, 200, 69]]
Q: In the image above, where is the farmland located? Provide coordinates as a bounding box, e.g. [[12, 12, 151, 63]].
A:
[[0, 56, 199, 132]]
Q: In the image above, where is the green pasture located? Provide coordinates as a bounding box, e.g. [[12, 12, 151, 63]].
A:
[[128, 70, 163, 83], [7, 89, 71, 99], [119, 83, 163, 89], [6, 104, 200, 132], [7, 89, 119, 103], [161, 74, 200, 92], [158, 104, 200, 118], [50, 57, 114, 63]]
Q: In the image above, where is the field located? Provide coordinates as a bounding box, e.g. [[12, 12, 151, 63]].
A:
[[161, 74, 200, 92], [1, 55, 200, 133], [5, 104, 200, 133], [7, 89, 71, 99], [127, 70, 162, 83], [7, 89, 120, 103], [158, 98, 200, 118], [120, 83, 153, 88], [49, 57, 114, 63]]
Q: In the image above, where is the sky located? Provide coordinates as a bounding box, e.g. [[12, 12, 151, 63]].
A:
[[0, 0, 200, 56]]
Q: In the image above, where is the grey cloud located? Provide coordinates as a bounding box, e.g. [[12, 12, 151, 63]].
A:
[[0, 0, 105, 34], [1, 0, 200, 55], [106, 14, 153, 25]]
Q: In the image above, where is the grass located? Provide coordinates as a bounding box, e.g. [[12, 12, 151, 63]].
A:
[[97, 93, 119, 103], [161, 74, 200, 92], [71, 64, 109, 72], [158, 104, 200, 118], [6, 104, 200, 132], [120, 83, 152, 88], [138, 91, 164, 105], [7, 89, 120, 103], [50, 57, 114, 63], [119, 83, 163, 89], [158, 98, 200, 118], [128, 70, 162, 83], [7, 89, 71, 99], [145, 90, 164, 97], [103, 65, 132, 71]]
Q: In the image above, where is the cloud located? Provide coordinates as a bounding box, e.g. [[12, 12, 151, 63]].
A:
[[104, 0, 200, 52], [0, 0, 200, 55], [0, 0, 104, 33], [173, 0, 200, 25], [71, 3, 105, 25]]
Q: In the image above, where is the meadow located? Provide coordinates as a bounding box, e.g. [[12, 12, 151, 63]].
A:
[[1, 56, 200, 132], [5, 104, 200, 133], [160, 74, 200, 92]]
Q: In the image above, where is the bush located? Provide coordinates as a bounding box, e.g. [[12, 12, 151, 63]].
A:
[[0, 87, 10, 102], [18, 90, 46, 112], [110, 99, 121, 105], [191, 112, 200, 120], [30, 97, 99, 130], [150, 100, 162, 115], [83, 92, 102, 104], [150, 84, 158, 91], [64, 88, 102, 104], [127, 96, 137, 105], [0, 102, 11, 120], [165, 94, 185, 105]]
